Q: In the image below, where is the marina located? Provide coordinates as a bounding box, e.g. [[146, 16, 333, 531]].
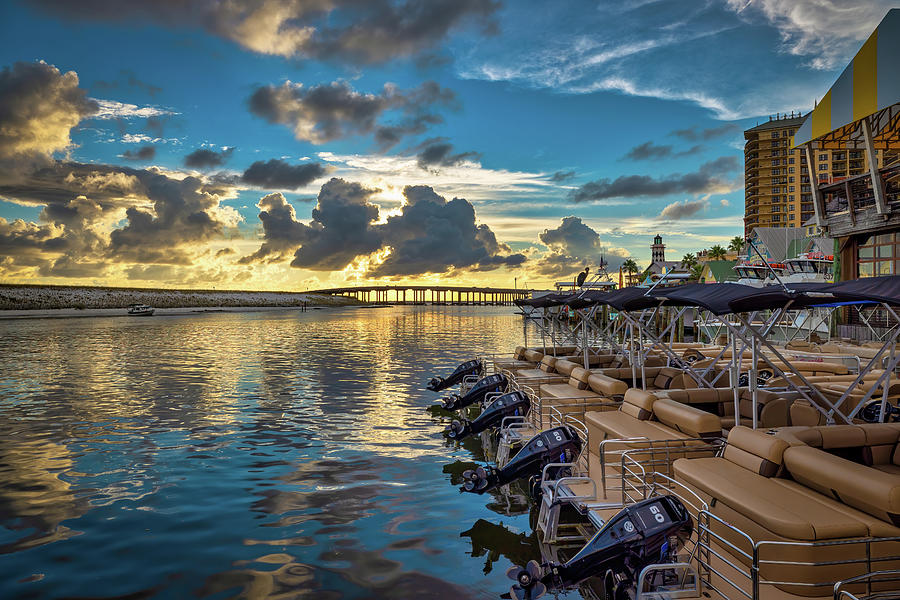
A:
[[3, 2, 900, 599]]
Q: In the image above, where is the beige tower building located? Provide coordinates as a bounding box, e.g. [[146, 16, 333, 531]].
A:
[[743, 114, 884, 236]]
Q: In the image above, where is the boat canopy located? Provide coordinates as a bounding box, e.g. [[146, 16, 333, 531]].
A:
[[514, 293, 571, 308], [519, 276, 900, 314], [564, 289, 609, 310]]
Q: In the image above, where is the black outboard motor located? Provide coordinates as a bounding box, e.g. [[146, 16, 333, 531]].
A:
[[440, 374, 507, 411], [446, 391, 530, 440], [460, 426, 580, 494], [507, 495, 693, 599], [427, 359, 484, 392]]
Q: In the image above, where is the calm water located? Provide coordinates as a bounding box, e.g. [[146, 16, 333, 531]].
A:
[[0, 306, 572, 600]]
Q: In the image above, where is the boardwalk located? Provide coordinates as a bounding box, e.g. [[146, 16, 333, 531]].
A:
[[311, 285, 531, 305]]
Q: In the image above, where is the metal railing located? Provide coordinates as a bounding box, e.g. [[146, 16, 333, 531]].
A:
[[834, 570, 900, 599], [695, 509, 900, 599]]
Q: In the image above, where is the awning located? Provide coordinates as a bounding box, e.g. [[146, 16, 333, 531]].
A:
[[793, 9, 900, 148]]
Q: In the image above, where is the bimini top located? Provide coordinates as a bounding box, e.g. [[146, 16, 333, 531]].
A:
[[651, 283, 779, 315], [793, 9, 900, 148], [514, 293, 571, 308], [599, 286, 661, 312], [564, 289, 609, 310]]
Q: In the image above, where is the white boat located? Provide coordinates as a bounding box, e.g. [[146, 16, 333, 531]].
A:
[[127, 304, 155, 316]]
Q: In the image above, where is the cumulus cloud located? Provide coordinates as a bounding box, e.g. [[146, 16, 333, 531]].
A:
[[32, 0, 500, 64], [536, 216, 627, 277], [569, 156, 739, 203], [237, 192, 309, 265], [621, 141, 703, 161], [248, 80, 456, 149], [241, 159, 328, 190], [660, 198, 709, 220], [121, 145, 155, 161], [0, 161, 242, 274], [0, 61, 97, 164], [184, 147, 234, 169], [550, 170, 576, 183], [415, 140, 480, 170], [370, 185, 524, 276], [239, 178, 522, 276]]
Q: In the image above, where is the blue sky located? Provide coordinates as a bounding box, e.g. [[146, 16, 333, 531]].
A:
[[0, 0, 892, 289]]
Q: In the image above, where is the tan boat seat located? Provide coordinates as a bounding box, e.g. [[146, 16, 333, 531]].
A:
[[586, 373, 627, 400], [653, 398, 721, 439], [785, 445, 900, 525]]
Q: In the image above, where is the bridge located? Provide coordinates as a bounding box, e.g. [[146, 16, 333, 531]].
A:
[[311, 285, 532, 305]]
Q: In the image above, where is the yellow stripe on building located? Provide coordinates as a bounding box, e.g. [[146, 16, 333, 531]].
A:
[[853, 28, 878, 121], [812, 90, 832, 140]]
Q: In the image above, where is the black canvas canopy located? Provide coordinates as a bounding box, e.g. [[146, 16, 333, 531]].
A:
[[820, 275, 900, 306], [599, 286, 660, 312], [514, 293, 571, 308], [564, 289, 608, 310], [649, 283, 761, 315]]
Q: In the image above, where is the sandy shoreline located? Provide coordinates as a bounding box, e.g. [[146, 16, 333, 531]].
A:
[[0, 304, 365, 320], [0, 284, 361, 318]]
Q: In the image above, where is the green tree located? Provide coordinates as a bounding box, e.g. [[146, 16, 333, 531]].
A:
[[681, 253, 697, 270], [708, 244, 727, 260], [728, 236, 744, 254], [621, 258, 640, 285]]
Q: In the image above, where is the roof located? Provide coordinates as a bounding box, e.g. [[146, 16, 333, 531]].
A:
[[793, 9, 900, 148], [744, 115, 806, 134], [749, 227, 807, 261], [703, 260, 737, 282], [786, 236, 834, 259]]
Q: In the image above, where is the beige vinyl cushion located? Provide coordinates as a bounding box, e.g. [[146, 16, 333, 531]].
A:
[[653, 398, 721, 439], [784, 445, 900, 525], [587, 373, 628, 398], [725, 426, 790, 477]]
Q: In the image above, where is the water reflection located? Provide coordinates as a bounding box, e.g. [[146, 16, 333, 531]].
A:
[[0, 307, 543, 599]]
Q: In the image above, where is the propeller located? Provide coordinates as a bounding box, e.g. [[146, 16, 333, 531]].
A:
[[441, 394, 460, 410], [461, 466, 490, 492], [427, 376, 442, 390], [506, 560, 546, 599], [445, 419, 467, 439]]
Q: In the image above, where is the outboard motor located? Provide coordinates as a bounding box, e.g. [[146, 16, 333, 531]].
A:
[[427, 359, 483, 392], [460, 426, 580, 494], [507, 495, 693, 599], [445, 391, 530, 440], [440, 374, 507, 411]]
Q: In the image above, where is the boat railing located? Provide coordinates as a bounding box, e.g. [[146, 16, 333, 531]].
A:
[[695, 508, 900, 600], [606, 440, 724, 508], [834, 570, 900, 599]]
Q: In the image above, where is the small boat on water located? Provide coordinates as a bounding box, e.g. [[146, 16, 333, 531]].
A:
[[127, 304, 155, 316]]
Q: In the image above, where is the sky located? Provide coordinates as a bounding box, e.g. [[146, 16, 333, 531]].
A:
[[0, 0, 893, 291]]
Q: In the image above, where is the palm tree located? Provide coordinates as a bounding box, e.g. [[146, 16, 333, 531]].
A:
[[621, 258, 640, 285], [728, 236, 744, 254], [681, 253, 697, 270], [708, 244, 727, 260]]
